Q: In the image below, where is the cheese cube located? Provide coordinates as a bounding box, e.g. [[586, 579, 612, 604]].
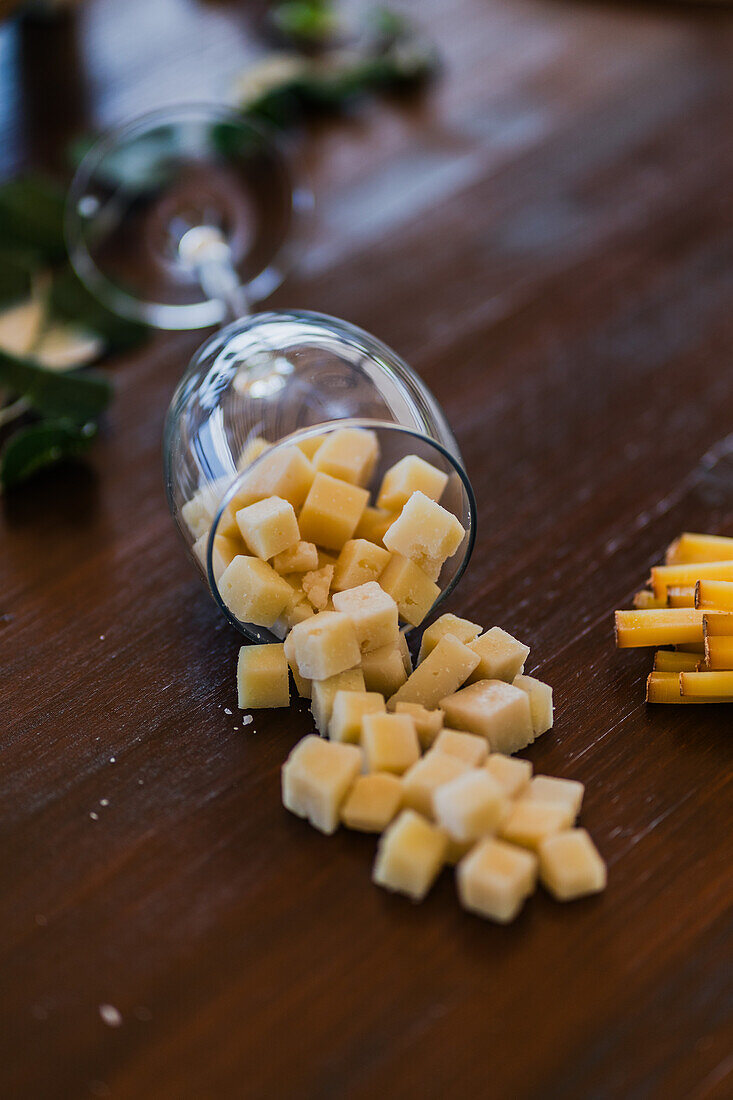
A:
[[274, 592, 315, 637], [513, 674, 554, 736], [329, 690, 386, 743], [311, 668, 366, 735], [181, 482, 222, 538], [235, 496, 300, 561], [388, 634, 479, 710], [499, 800, 574, 851], [287, 611, 361, 682], [294, 434, 324, 460], [383, 492, 466, 581], [434, 770, 508, 843], [418, 613, 482, 663], [362, 713, 420, 775], [377, 455, 448, 512], [298, 472, 369, 551], [378, 554, 440, 627], [218, 555, 294, 627], [193, 531, 241, 583], [394, 703, 444, 749], [313, 427, 379, 487], [282, 735, 362, 834], [332, 539, 391, 592], [401, 751, 471, 818], [433, 728, 488, 767], [332, 581, 399, 653], [236, 445, 314, 510], [468, 627, 530, 684], [237, 435, 271, 470], [289, 660, 312, 699], [457, 838, 538, 923], [354, 506, 398, 546], [522, 775, 584, 820], [361, 644, 409, 697], [302, 565, 334, 611], [272, 541, 319, 574], [485, 753, 532, 798], [341, 773, 403, 832], [237, 643, 290, 709], [373, 809, 447, 901], [444, 836, 473, 866], [440, 680, 534, 753], [538, 829, 607, 900], [397, 630, 413, 676]]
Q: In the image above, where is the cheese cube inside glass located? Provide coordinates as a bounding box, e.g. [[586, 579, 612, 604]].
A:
[[373, 809, 448, 901], [538, 829, 607, 900], [282, 735, 362, 835], [361, 713, 420, 775], [377, 455, 449, 512], [468, 627, 530, 684], [235, 496, 300, 561], [313, 427, 379, 487], [383, 491, 465, 582], [236, 445, 315, 510], [401, 750, 471, 818], [311, 668, 366, 735], [329, 690, 386, 743], [434, 770, 508, 843], [302, 565, 334, 610], [332, 539, 391, 592], [341, 772, 403, 832], [433, 728, 488, 767], [457, 838, 538, 923], [298, 472, 369, 551], [272, 540, 319, 574], [237, 643, 290, 708], [418, 613, 482, 663], [440, 679, 534, 754], [218, 555, 294, 628], [332, 581, 399, 653], [287, 611, 361, 681], [354, 506, 397, 546], [378, 554, 440, 628]]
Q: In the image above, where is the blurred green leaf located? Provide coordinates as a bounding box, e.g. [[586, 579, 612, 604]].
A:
[[0, 417, 97, 489], [0, 175, 67, 264], [269, 1, 340, 46], [0, 249, 35, 309], [0, 349, 112, 423]]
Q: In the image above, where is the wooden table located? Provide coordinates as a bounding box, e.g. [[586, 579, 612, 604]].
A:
[[2, 1, 732, 1096]]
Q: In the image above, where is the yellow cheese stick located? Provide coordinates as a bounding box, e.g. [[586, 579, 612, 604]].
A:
[[702, 612, 733, 637], [646, 672, 728, 703], [614, 609, 703, 648], [675, 643, 704, 654], [695, 579, 733, 611], [679, 670, 733, 698], [704, 636, 733, 670], [650, 561, 733, 600], [665, 532, 733, 565], [666, 587, 695, 608], [633, 590, 666, 610], [653, 650, 700, 673]]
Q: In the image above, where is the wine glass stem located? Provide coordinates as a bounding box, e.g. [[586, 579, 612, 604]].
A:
[[178, 225, 250, 323]]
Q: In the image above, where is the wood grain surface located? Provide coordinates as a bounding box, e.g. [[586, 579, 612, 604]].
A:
[[1, 1, 732, 1097]]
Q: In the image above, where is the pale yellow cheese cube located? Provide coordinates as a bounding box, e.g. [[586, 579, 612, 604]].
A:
[[377, 455, 449, 512], [236, 445, 315, 510], [311, 668, 366, 735], [181, 482, 223, 539], [361, 713, 420, 775], [316, 549, 339, 570], [313, 427, 379, 487], [282, 735, 362, 834], [433, 728, 488, 767], [388, 633, 479, 710], [332, 539, 391, 592], [235, 496, 300, 561], [294, 434, 324, 460], [418, 613, 482, 663], [193, 531, 242, 583], [272, 540, 319, 574], [287, 611, 361, 682], [485, 753, 532, 798], [354, 506, 398, 547], [329, 690, 386, 743], [457, 838, 538, 923], [302, 565, 334, 611], [218, 555, 294, 627], [444, 835, 474, 866], [513, 674, 554, 736], [401, 750, 471, 818], [340, 772, 403, 832], [237, 643, 290, 709], [538, 829, 607, 900], [522, 775, 584, 820], [373, 809, 448, 901], [361, 644, 408, 697], [237, 435, 271, 471], [440, 680, 534, 754], [274, 592, 315, 637], [286, 645, 312, 699], [332, 581, 399, 653], [298, 472, 369, 551], [394, 703, 444, 750], [397, 630, 413, 675], [378, 554, 440, 628], [383, 491, 466, 582], [468, 627, 530, 684], [434, 770, 508, 843], [499, 800, 574, 851]]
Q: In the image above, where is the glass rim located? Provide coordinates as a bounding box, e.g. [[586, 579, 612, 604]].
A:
[[64, 101, 314, 330], [206, 417, 478, 643]]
